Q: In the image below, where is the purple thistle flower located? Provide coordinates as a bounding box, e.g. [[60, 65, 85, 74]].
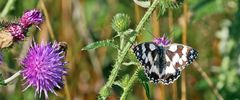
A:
[[5, 23, 26, 41], [19, 9, 44, 28], [21, 41, 67, 99], [153, 34, 171, 47]]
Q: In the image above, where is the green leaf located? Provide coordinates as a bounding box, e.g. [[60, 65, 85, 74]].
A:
[[113, 74, 130, 89], [142, 82, 151, 100], [81, 40, 118, 50], [138, 69, 149, 82], [0, 74, 6, 86]]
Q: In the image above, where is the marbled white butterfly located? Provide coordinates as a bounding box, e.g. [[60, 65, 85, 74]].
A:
[[133, 35, 198, 85]]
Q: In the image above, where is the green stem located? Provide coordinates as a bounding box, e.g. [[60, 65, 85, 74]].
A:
[[0, 0, 16, 17], [120, 68, 140, 100], [98, 0, 159, 99], [120, 34, 125, 50]]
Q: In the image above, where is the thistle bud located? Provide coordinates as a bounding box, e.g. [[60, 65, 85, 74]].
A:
[[19, 9, 44, 28], [112, 13, 131, 32], [5, 23, 26, 41]]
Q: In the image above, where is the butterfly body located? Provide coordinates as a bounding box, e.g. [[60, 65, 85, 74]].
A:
[[133, 39, 198, 85]]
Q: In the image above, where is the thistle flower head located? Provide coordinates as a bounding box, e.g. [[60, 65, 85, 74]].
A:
[[153, 34, 171, 47], [19, 9, 43, 28], [21, 41, 67, 99], [5, 23, 26, 41]]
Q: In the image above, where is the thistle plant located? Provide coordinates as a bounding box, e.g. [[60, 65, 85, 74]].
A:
[[0, 8, 68, 99], [82, 0, 184, 99], [0, 9, 43, 49]]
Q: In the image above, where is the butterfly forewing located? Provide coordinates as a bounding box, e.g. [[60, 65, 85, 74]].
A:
[[165, 43, 198, 71], [133, 42, 166, 83], [159, 43, 198, 84]]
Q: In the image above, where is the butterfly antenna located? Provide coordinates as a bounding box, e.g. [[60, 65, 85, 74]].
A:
[[143, 28, 158, 38]]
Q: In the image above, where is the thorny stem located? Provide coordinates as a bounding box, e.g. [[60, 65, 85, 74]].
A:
[[120, 33, 125, 50], [0, 0, 16, 17], [120, 68, 140, 100], [98, 0, 159, 99], [4, 71, 21, 84]]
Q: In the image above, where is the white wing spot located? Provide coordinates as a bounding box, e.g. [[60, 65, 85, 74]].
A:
[[172, 54, 180, 64], [149, 44, 156, 51], [165, 65, 176, 74], [169, 45, 177, 52], [136, 47, 139, 50], [145, 57, 148, 64], [142, 43, 146, 53], [179, 59, 183, 65], [142, 53, 146, 59], [147, 52, 154, 65], [136, 52, 139, 56], [182, 56, 187, 61]]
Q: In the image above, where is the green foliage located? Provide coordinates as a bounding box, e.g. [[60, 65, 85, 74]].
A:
[[82, 39, 118, 50], [0, 74, 6, 86], [113, 74, 130, 89]]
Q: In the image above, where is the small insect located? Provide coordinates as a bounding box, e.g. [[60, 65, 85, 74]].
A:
[[132, 35, 198, 85], [58, 42, 68, 56]]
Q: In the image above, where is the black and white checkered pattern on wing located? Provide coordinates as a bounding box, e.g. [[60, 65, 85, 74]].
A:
[[132, 43, 198, 85], [160, 69, 181, 85], [132, 42, 166, 83], [187, 48, 198, 65]]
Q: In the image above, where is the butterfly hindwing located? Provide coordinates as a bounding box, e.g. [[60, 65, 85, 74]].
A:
[[160, 43, 198, 84], [165, 43, 198, 71]]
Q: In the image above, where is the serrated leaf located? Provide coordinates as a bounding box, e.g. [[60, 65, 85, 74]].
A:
[[142, 82, 151, 99], [81, 40, 118, 50]]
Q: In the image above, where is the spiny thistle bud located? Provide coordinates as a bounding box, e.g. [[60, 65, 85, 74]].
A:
[[112, 13, 131, 32], [21, 41, 67, 99], [0, 30, 13, 49], [5, 23, 26, 41], [19, 9, 44, 28]]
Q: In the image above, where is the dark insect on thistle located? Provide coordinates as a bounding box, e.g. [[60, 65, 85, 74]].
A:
[[58, 42, 68, 56], [59, 42, 68, 52], [132, 35, 198, 85]]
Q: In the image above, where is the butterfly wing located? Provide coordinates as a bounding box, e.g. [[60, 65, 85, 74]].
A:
[[133, 42, 166, 83], [161, 43, 198, 84], [133, 42, 198, 85]]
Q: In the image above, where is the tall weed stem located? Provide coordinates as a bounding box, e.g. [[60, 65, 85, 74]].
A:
[[98, 0, 159, 99]]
